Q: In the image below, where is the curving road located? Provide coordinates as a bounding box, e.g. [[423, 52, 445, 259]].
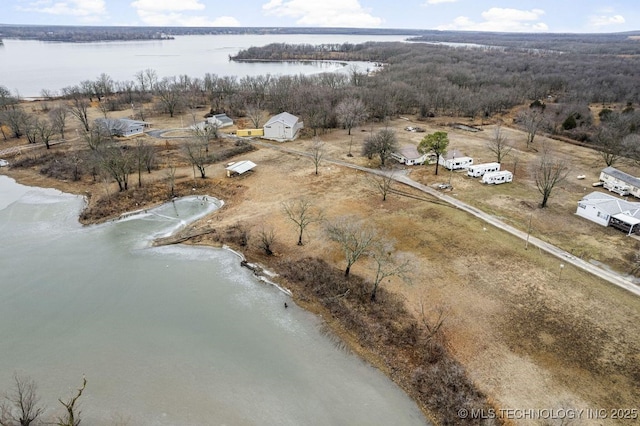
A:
[[246, 138, 640, 297]]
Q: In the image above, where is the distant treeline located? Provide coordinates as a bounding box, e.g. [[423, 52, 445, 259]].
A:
[[231, 40, 640, 108], [0, 24, 422, 42]]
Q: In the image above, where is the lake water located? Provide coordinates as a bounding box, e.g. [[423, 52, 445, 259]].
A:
[[0, 175, 428, 425], [0, 34, 410, 98]]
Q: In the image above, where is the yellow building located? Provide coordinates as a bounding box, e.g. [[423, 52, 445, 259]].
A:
[[236, 129, 263, 137]]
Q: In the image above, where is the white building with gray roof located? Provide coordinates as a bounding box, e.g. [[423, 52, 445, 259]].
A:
[[599, 166, 640, 198], [576, 191, 640, 235]]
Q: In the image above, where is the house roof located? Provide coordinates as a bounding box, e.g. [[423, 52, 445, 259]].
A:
[[579, 191, 640, 218], [395, 145, 423, 160], [225, 160, 256, 175], [95, 118, 149, 131], [601, 166, 640, 188], [212, 113, 233, 125], [265, 112, 299, 127]]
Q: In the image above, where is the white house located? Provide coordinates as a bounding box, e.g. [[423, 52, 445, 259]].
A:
[[263, 112, 304, 141], [599, 166, 640, 198], [95, 118, 149, 137], [206, 113, 234, 128], [576, 191, 640, 235], [391, 146, 428, 165]]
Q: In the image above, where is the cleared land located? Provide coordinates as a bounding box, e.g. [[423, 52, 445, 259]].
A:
[[2, 105, 640, 424]]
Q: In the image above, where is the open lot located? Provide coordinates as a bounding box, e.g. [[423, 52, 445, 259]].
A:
[[3, 105, 640, 424]]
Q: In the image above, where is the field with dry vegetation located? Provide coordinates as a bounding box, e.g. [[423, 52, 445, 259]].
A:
[[2, 102, 640, 425]]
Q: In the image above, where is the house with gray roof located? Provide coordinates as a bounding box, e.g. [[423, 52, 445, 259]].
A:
[[599, 166, 640, 198], [95, 118, 149, 137], [206, 113, 234, 128], [391, 146, 430, 165], [263, 112, 303, 141], [576, 191, 640, 235]]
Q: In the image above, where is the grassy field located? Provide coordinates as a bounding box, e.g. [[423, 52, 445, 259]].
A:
[[3, 104, 640, 424]]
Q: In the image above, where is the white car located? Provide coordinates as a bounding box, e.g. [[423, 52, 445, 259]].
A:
[[0, 159, 8, 167]]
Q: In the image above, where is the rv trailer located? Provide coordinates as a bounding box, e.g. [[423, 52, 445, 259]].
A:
[[467, 162, 501, 177], [482, 170, 513, 184]]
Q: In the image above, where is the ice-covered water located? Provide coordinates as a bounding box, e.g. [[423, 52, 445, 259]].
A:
[[0, 176, 428, 425]]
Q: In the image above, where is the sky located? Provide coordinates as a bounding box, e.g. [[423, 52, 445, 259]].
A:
[[1, 0, 638, 33]]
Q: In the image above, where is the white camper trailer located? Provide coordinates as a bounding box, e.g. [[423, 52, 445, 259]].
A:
[[440, 156, 473, 170], [482, 170, 513, 184], [467, 162, 500, 177]]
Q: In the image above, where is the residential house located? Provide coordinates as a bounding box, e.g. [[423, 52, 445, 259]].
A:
[[576, 191, 640, 235], [263, 112, 303, 141], [95, 118, 149, 137], [391, 146, 428, 165], [599, 166, 640, 198]]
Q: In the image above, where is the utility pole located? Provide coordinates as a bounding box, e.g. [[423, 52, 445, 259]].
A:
[[525, 213, 533, 250]]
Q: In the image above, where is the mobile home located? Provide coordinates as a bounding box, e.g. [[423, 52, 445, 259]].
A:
[[439, 156, 473, 170], [482, 170, 513, 184], [467, 162, 500, 177], [599, 167, 640, 197]]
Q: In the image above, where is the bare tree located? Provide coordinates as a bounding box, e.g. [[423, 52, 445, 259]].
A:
[[55, 377, 86, 426], [367, 170, 395, 201], [419, 301, 449, 341], [368, 239, 411, 301], [165, 163, 177, 198], [156, 77, 184, 118], [282, 198, 323, 246], [244, 104, 266, 128], [0, 374, 45, 426], [35, 118, 56, 149], [534, 148, 569, 208], [0, 107, 29, 139], [99, 144, 134, 192], [256, 225, 276, 256], [133, 140, 155, 187], [182, 140, 213, 179], [518, 107, 545, 149], [362, 128, 398, 167], [325, 216, 378, 277], [309, 138, 325, 175], [63, 87, 91, 132], [335, 98, 368, 135], [487, 125, 513, 163], [48, 105, 69, 140]]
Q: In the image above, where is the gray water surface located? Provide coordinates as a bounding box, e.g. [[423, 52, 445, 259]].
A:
[[0, 176, 428, 425]]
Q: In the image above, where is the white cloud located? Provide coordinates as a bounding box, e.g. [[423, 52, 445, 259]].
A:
[[589, 14, 625, 27], [130, 0, 205, 13], [438, 8, 548, 32], [130, 0, 240, 26], [423, 0, 457, 4], [17, 0, 107, 20], [262, 0, 383, 27]]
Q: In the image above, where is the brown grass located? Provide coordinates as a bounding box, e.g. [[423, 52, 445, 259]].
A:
[[2, 102, 640, 425]]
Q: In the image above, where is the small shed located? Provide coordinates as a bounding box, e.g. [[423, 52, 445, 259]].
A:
[[206, 113, 234, 128], [225, 160, 256, 177], [263, 112, 303, 141]]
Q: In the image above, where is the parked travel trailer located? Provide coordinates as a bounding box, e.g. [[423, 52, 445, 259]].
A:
[[482, 170, 513, 184], [439, 156, 473, 170], [467, 162, 500, 177]]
